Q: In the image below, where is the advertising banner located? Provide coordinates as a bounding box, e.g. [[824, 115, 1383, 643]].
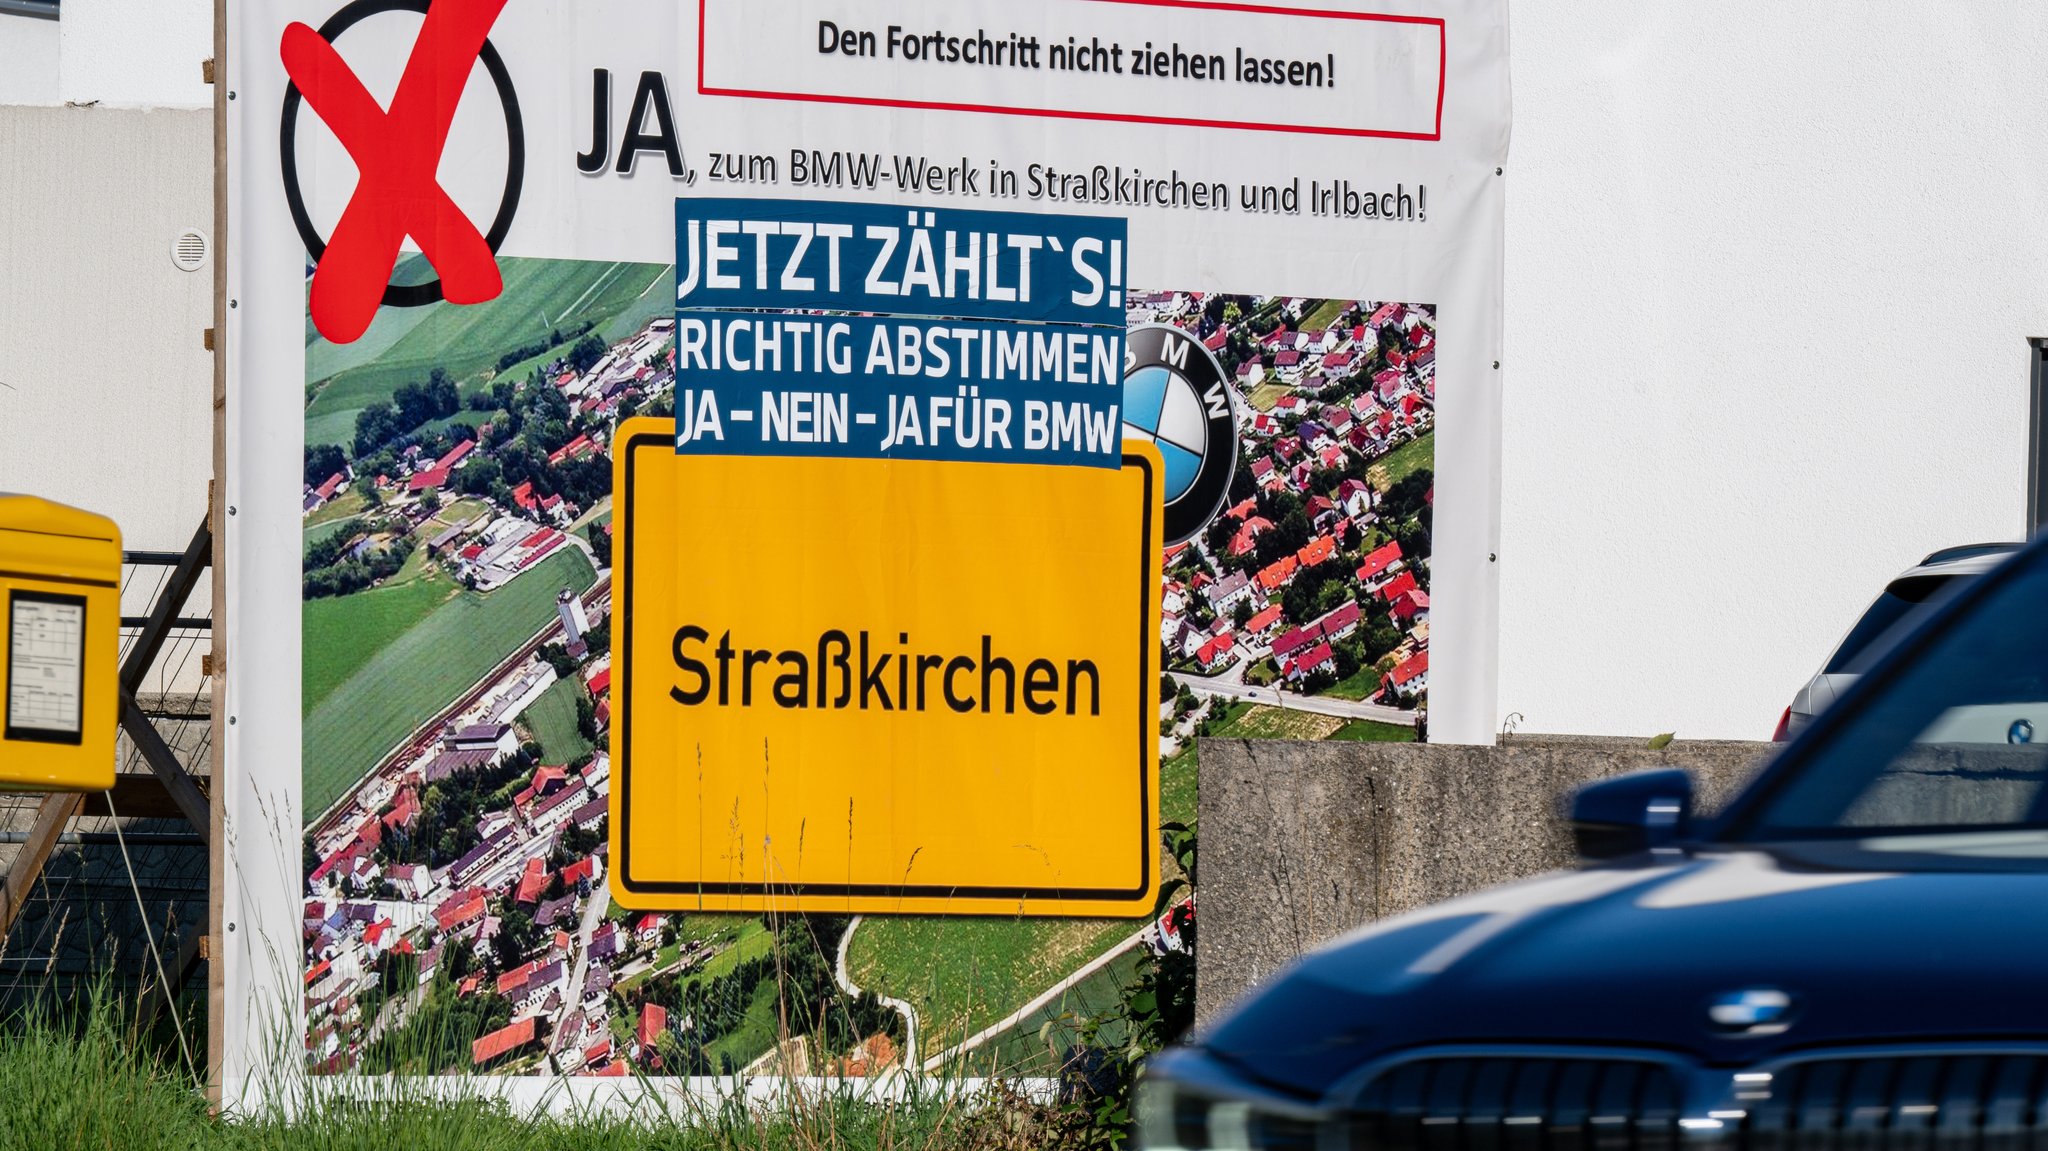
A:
[[226, 0, 1508, 1090]]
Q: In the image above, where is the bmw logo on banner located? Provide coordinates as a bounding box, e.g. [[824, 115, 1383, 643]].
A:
[[1122, 324, 1238, 546]]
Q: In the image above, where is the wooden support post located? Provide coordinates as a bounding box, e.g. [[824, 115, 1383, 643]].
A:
[[0, 793, 86, 939], [208, 0, 229, 1106]]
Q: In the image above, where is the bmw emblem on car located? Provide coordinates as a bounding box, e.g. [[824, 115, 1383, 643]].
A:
[[1707, 988, 1797, 1036], [2010, 719, 2034, 745]]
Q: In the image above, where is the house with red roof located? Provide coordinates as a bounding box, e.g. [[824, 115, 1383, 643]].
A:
[[1356, 540, 1404, 585], [514, 857, 548, 906], [1379, 570, 1420, 602], [1235, 357, 1265, 388], [435, 439, 475, 471], [1338, 479, 1373, 517], [496, 960, 539, 999], [472, 1017, 539, 1067], [636, 1003, 669, 1064], [1270, 625, 1319, 664], [634, 913, 664, 947], [511, 481, 538, 512], [1319, 600, 1363, 642], [432, 888, 487, 934], [382, 787, 419, 833], [547, 433, 595, 466], [584, 665, 611, 698], [406, 466, 450, 494], [1391, 588, 1431, 624], [1297, 536, 1336, 568], [1286, 641, 1335, 681], [1224, 497, 1258, 521], [1229, 516, 1273, 557], [1195, 632, 1237, 672], [1382, 649, 1429, 698], [1256, 554, 1299, 594], [558, 855, 602, 892], [313, 472, 346, 502], [1244, 604, 1285, 641], [1202, 328, 1228, 352]]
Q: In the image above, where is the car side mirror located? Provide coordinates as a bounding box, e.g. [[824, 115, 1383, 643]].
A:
[[1570, 768, 1694, 860]]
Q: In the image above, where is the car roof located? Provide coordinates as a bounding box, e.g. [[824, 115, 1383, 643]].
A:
[[1903, 541, 2024, 578]]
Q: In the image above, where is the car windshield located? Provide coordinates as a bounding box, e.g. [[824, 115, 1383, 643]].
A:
[[1740, 545, 2048, 842]]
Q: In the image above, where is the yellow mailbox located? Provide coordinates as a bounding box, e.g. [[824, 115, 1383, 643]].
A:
[[0, 495, 120, 791]]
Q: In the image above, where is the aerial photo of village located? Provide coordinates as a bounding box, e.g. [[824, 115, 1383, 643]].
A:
[[296, 257, 1435, 1079]]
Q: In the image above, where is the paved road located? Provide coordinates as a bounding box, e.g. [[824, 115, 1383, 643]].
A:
[[1170, 672, 1418, 726], [561, 888, 612, 1039]]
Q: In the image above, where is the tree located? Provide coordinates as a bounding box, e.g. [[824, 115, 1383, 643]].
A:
[[1232, 599, 1255, 628], [418, 488, 441, 514], [304, 443, 347, 487], [539, 643, 576, 679], [586, 524, 612, 568], [569, 333, 608, 374], [575, 693, 597, 742]]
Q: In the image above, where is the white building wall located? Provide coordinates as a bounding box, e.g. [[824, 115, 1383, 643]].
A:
[[58, 0, 211, 107], [0, 14, 60, 105], [1, 0, 210, 108], [0, 103, 212, 553], [0, 0, 212, 556], [1499, 2, 2048, 739]]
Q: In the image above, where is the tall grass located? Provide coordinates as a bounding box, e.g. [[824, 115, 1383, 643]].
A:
[[0, 983, 1085, 1151]]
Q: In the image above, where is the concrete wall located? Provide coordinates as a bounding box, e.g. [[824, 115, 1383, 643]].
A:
[[1195, 735, 1771, 1019], [0, 104, 213, 553], [1500, 2, 2048, 740]]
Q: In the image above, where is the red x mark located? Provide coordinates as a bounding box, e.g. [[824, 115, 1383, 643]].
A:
[[283, 0, 510, 344]]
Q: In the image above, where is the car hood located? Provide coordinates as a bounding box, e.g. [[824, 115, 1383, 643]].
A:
[[1196, 849, 2048, 1099]]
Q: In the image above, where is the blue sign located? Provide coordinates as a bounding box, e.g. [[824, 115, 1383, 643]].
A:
[[674, 198, 1129, 327], [670, 310, 1122, 468]]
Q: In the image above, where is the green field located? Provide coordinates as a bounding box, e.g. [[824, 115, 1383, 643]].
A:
[[974, 947, 1147, 1075], [302, 517, 351, 559], [1300, 298, 1351, 333], [517, 675, 595, 764], [600, 262, 678, 342], [302, 570, 456, 716], [302, 548, 597, 819], [843, 747, 1198, 1053], [1376, 430, 1435, 487], [303, 487, 367, 529], [303, 258, 669, 456], [1325, 665, 1381, 701], [1244, 381, 1290, 412], [1331, 717, 1418, 742]]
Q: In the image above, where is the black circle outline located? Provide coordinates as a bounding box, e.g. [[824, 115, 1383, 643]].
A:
[[279, 0, 524, 309], [1125, 322, 1238, 547]]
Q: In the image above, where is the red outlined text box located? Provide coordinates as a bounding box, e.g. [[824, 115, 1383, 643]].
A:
[[698, 0, 1446, 141]]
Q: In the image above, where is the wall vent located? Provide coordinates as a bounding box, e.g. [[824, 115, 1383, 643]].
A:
[[171, 229, 210, 273]]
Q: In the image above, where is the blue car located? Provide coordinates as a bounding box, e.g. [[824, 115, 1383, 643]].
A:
[[1141, 533, 2048, 1150]]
